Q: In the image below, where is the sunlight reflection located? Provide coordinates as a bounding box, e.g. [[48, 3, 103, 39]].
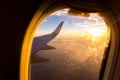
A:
[[90, 28, 103, 37]]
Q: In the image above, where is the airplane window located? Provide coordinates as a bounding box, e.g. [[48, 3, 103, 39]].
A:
[[30, 9, 110, 80]]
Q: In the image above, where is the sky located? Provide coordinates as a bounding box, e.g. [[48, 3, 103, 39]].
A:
[[35, 9, 109, 37]]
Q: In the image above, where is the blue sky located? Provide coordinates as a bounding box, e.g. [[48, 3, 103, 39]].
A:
[[35, 9, 108, 36]]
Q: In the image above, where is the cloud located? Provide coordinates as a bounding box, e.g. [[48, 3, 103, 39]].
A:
[[87, 13, 103, 23], [73, 22, 105, 28], [43, 19, 47, 22], [72, 13, 106, 29], [50, 9, 69, 17]]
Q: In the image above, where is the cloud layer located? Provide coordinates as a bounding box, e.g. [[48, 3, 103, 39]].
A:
[[50, 9, 68, 16]]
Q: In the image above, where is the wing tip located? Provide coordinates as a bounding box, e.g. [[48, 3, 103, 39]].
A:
[[53, 21, 64, 34]]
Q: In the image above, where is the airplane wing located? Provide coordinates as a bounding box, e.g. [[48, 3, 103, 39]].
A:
[[31, 21, 64, 55], [31, 21, 64, 63]]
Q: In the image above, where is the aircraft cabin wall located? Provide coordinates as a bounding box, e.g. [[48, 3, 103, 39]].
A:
[[106, 0, 120, 79], [0, 0, 42, 80]]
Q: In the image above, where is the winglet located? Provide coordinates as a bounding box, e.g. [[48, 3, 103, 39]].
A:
[[52, 21, 64, 35]]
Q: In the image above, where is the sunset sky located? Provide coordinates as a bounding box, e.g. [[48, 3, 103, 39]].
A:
[[35, 9, 108, 37]]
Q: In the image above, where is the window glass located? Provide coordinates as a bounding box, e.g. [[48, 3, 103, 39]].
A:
[[31, 9, 110, 80]]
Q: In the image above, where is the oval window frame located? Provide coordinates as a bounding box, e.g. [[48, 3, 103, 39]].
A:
[[20, 1, 118, 80]]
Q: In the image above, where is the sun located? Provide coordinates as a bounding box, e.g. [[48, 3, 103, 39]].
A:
[[90, 28, 102, 37]]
